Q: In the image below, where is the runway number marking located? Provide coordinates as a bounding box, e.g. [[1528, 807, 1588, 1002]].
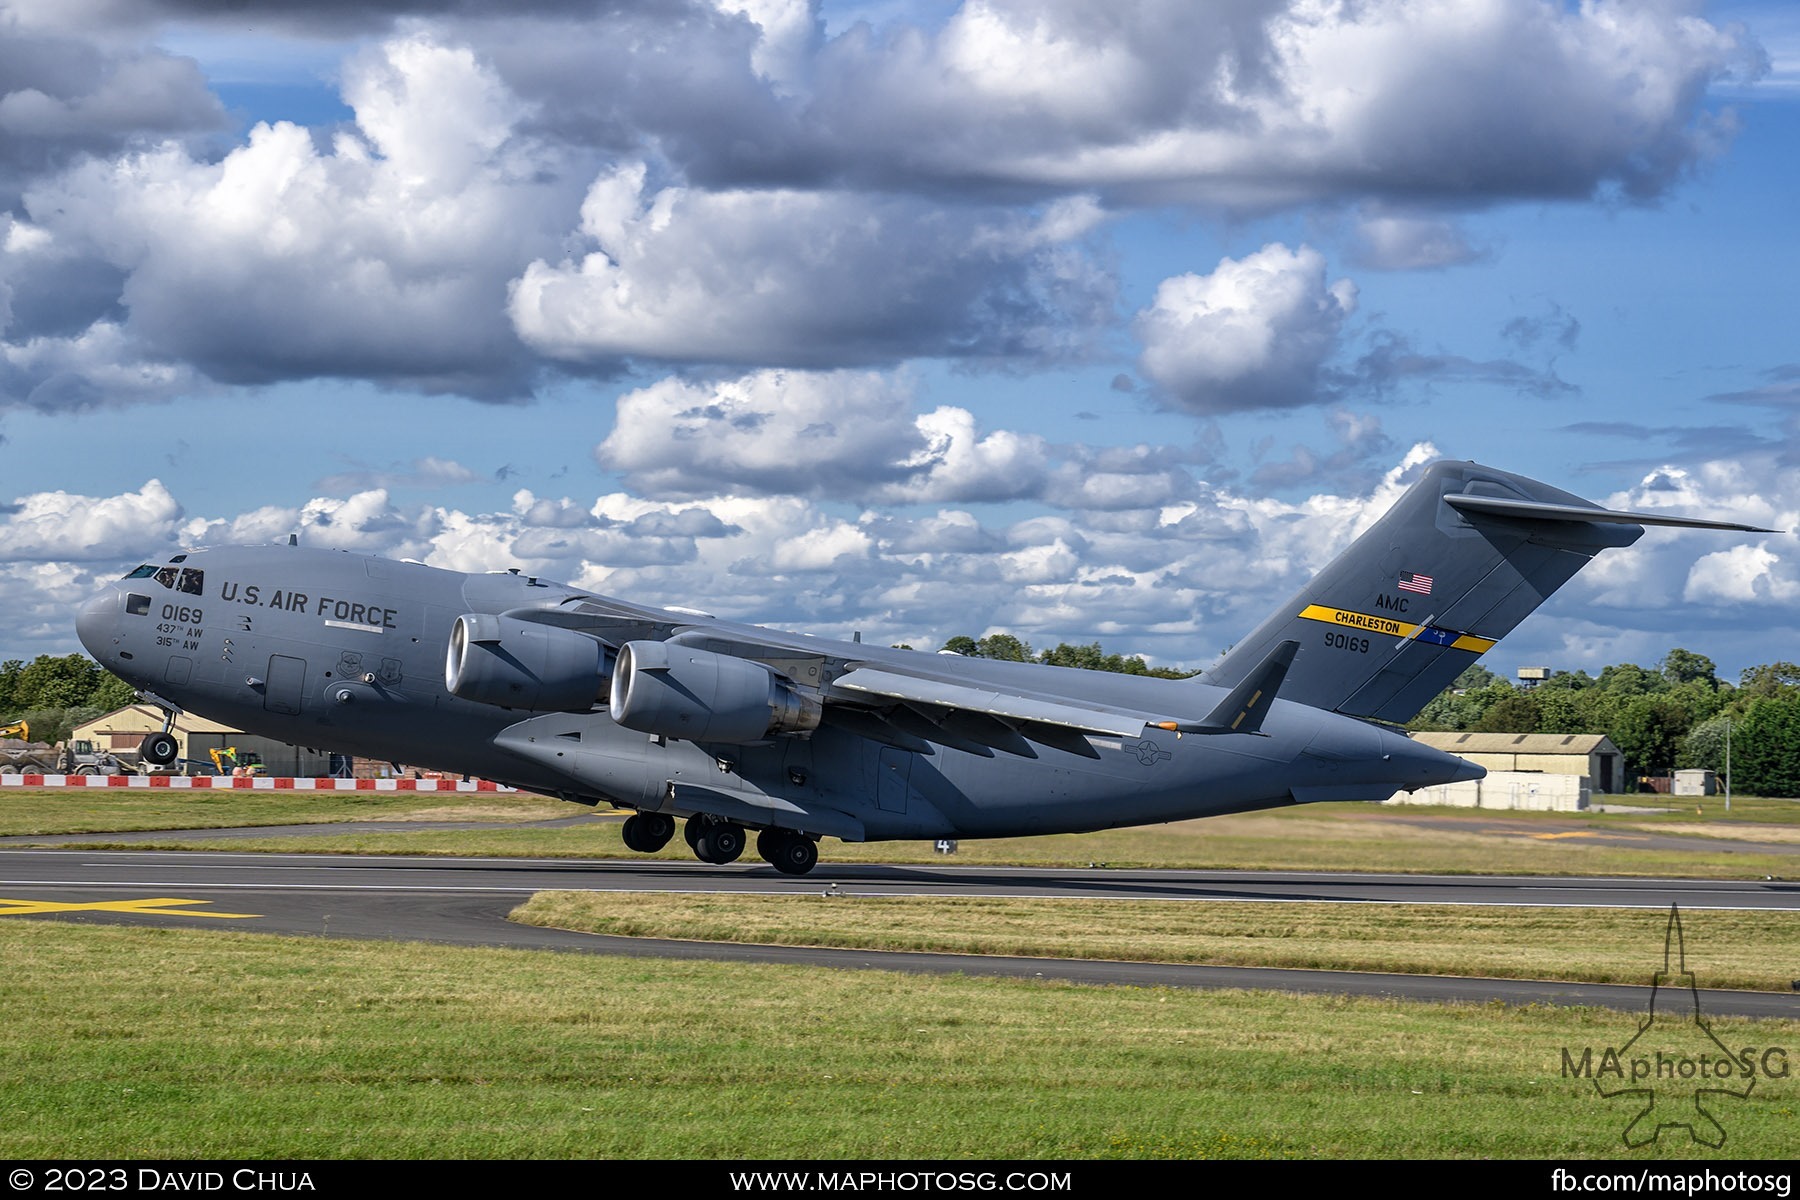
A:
[[0, 896, 262, 918]]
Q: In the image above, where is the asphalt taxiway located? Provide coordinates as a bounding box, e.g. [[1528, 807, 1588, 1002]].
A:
[[1, 846, 1795, 1019]]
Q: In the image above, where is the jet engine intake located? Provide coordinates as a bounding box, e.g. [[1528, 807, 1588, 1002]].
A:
[[610, 640, 821, 743], [445, 613, 610, 712]]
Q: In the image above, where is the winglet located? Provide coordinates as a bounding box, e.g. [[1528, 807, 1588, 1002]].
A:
[[1179, 639, 1298, 735]]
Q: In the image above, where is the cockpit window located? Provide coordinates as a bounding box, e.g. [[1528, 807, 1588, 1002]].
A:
[[126, 594, 151, 616], [121, 563, 204, 593]]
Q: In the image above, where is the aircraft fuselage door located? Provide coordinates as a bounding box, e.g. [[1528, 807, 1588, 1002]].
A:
[[265, 654, 307, 715], [877, 747, 911, 813]]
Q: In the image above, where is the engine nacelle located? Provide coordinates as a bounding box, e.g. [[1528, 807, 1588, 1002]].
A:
[[444, 613, 610, 712], [609, 640, 821, 743]]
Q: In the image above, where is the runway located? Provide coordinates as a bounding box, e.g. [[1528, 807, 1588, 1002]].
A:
[[1, 847, 1795, 1019]]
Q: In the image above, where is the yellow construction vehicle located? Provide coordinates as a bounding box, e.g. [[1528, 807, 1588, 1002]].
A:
[[0, 721, 27, 741], [209, 747, 266, 777]]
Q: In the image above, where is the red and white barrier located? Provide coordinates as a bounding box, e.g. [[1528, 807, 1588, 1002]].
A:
[[0, 775, 515, 791]]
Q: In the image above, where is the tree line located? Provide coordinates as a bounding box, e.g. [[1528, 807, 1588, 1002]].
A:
[[1406, 650, 1800, 797], [0, 655, 139, 745], [934, 634, 1199, 679]]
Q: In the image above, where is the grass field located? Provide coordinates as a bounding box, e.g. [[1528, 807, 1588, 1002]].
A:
[[20, 790, 1799, 879], [1, 920, 1794, 1160], [511, 894, 1800, 992], [4, 791, 1798, 1158], [0, 788, 569, 837]]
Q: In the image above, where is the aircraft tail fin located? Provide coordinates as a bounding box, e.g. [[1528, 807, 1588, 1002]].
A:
[[1202, 461, 1772, 724]]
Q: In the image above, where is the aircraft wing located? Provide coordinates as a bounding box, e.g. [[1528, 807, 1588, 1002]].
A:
[[822, 666, 1151, 759], [498, 597, 1299, 758]]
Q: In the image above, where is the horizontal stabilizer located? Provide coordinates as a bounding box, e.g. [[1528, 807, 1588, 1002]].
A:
[[1444, 493, 1779, 533]]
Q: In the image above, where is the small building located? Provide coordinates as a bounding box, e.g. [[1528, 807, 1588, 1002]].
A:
[[1407, 731, 1625, 794], [71, 705, 331, 776], [1389, 770, 1589, 812], [1672, 768, 1718, 797]]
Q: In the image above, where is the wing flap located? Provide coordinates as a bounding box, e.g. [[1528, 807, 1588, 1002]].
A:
[[828, 667, 1151, 741], [824, 666, 1166, 757]]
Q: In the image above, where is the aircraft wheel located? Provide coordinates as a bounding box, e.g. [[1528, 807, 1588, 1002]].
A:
[[620, 814, 651, 852], [140, 732, 179, 766], [683, 817, 705, 851], [635, 811, 675, 851], [764, 832, 818, 877], [695, 822, 745, 865], [755, 830, 782, 862]]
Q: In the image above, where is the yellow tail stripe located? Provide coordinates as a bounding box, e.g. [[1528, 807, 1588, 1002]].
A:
[[1297, 604, 1496, 653]]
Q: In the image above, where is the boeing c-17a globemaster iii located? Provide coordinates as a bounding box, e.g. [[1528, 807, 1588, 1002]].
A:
[[76, 462, 1771, 875]]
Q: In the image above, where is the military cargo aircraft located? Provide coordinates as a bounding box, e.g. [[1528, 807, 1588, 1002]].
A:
[[76, 461, 1770, 874]]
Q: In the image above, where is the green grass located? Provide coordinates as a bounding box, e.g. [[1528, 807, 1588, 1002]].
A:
[[36, 801, 1800, 879], [0, 921, 1792, 1159], [511, 894, 1800, 992], [0, 787, 567, 836], [7, 786, 1799, 879]]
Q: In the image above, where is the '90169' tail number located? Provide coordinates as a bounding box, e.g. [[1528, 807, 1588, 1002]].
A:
[[1323, 631, 1370, 654]]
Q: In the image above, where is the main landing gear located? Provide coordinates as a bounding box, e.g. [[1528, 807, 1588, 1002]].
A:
[[756, 828, 818, 876], [620, 812, 675, 853], [621, 812, 820, 875]]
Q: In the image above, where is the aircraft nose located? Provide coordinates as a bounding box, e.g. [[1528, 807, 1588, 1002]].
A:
[[76, 588, 118, 660]]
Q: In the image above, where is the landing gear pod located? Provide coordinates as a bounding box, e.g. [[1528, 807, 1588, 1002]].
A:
[[444, 613, 610, 712], [609, 641, 821, 743]]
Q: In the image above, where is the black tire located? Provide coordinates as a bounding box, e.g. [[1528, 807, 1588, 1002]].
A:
[[683, 817, 705, 851], [636, 811, 675, 851], [622, 812, 676, 854], [696, 822, 745, 865], [766, 833, 818, 877], [140, 731, 179, 766], [75, 766, 97, 776]]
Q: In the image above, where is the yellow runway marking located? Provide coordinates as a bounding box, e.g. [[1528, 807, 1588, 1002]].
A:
[[1528, 831, 1599, 840], [0, 897, 261, 919]]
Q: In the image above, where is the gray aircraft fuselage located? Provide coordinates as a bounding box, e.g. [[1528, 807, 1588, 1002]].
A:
[[75, 544, 1477, 843]]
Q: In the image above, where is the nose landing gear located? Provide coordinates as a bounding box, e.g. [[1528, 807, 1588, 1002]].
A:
[[134, 690, 185, 766]]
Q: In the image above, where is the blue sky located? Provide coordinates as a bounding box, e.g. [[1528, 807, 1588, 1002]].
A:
[[3, 0, 1797, 681]]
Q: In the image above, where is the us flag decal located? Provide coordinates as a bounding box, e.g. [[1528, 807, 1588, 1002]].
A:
[[1397, 572, 1433, 595]]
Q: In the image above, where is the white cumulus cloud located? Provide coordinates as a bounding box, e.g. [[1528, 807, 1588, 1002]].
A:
[[1135, 243, 1357, 414]]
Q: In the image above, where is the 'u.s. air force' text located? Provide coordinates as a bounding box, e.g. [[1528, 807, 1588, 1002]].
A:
[[218, 582, 397, 629]]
